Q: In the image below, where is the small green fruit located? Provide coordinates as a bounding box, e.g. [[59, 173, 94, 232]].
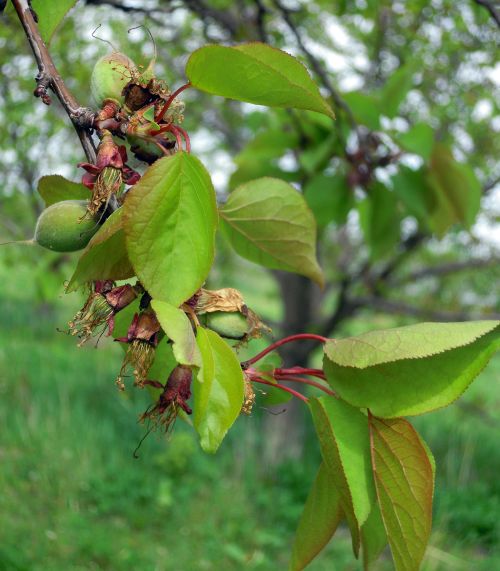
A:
[[34, 200, 99, 252], [205, 311, 249, 340], [90, 52, 137, 106]]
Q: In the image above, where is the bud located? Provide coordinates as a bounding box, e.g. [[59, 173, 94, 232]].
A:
[[34, 200, 99, 252]]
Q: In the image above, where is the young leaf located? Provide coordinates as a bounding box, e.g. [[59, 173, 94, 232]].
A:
[[123, 152, 218, 307], [361, 503, 387, 571], [392, 166, 431, 222], [304, 173, 353, 229], [31, 0, 78, 44], [323, 321, 500, 417], [358, 182, 400, 260], [289, 462, 343, 571], [309, 397, 376, 527], [66, 209, 134, 292], [38, 175, 90, 206], [220, 177, 324, 287], [185, 43, 334, 119], [369, 415, 434, 571], [427, 143, 481, 235], [193, 327, 244, 453], [397, 123, 434, 161], [377, 61, 416, 118], [151, 300, 202, 368]]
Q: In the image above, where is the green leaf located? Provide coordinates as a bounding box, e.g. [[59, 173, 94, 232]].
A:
[[304, 173, 353, 228], [427, 143, 481, 235], [193, 327, 244, 453], [361, 504, 387, 571], [397, 123, 434, 160], [151, 300, 202, 368], [66, 209, 134, 292], [38, 175, 90, 206], [309, 397, 376, 527], [185, 43, 334, 119], [123, 152, 218, 307], [325, 321, 498, 367], [31, 0, 78, 44], [323, 321, 500, 417], [342, 92, 380, 130], [220, 177, 324, 286], [369, 415, 434, 571], [289, 462, 343, 571], [392, 166, 431, 222], [378, 61, 416, 118], [358, 182, 400, 260]]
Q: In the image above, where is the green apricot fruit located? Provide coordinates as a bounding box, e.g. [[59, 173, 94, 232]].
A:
[[90, 52, 137, 106], [205, 311, 249, 340], [34, 200, 99, 252]]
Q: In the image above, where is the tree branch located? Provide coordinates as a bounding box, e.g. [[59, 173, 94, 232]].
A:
[[389, 258, 499, 286], [473, 0, 500, 28], [352, 296, 500, 321], [272, 0, 358, 131], [11, 0, 97, 163]]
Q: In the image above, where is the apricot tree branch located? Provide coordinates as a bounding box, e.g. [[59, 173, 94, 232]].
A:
[[11, 0, 97, 163]]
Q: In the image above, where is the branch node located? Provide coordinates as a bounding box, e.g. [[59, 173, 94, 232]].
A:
[[33, 71, 51, 105], [71, 107, 98, 129]]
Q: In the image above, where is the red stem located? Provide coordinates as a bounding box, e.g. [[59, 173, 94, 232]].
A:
[[242, 333, 328, 367], [175, 125, 191, 152], [169, 125, 184, 151], [275, 374, 336, 397], [252, 378, 309, 403], [155, 82, 192, 123], [276, 367, 326, 380]]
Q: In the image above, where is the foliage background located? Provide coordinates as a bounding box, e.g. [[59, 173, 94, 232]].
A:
[[0, 0, 499, 569]]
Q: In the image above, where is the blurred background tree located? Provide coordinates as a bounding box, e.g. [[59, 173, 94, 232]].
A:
[[0, 1, 499, 570]]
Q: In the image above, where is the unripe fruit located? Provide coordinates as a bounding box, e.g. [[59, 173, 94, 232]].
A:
[[34, 200, 99, 252], [205, 311, 249, 340], [90, 52, 137, 106]]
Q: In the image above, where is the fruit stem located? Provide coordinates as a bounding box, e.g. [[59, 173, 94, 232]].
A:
[[155, 82, 192, 123], [242, 333, 328, 368], [274, 374, 336, 397], [251, 377, 309, 403]]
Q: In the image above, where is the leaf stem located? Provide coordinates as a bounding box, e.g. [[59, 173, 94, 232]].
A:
[[275, 374, 336, 397], [242, 333, 328, 368], [252, 377, 309, 403]]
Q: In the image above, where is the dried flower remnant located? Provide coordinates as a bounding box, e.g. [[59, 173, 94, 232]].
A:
[[79, 130, 140, 216], [140, 365, 193, 432], [241, 373, 256, 415], [115, 310, 161, 390], [69, 281, 138, 345], [190, 287, 269, 342]]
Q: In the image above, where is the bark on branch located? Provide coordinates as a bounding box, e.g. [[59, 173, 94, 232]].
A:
[[11, 0, 97, 163]]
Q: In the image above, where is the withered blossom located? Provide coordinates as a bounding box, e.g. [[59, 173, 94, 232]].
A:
[[115, 310, 161, 390], [69, 281, 138, 346], [241, 373, 256, 415], [140, 365, 193, 432], [79, 130, 140, 216]]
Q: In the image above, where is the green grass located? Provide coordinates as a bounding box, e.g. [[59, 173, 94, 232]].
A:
[[1, 285, 499, 570]]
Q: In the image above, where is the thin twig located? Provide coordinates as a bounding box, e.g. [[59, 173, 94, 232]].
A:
[[473, 0, 500, 28], [11, 0, 97, 163]]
